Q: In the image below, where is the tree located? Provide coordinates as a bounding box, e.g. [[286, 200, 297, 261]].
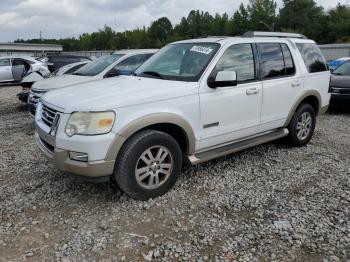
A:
[[248, 0, 277, 31], [278, 0, 327, 42], [327, 4, 350, 43], [232, 3, 251, 35], [148, 17, 173, 47]]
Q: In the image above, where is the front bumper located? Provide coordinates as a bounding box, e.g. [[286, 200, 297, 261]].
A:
[[28, 90, 46, 116], [35, 122, 116, 178]]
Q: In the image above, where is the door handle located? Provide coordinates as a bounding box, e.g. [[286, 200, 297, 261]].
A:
[[246, 88, 259, 95], [291, 81, 301, 87]]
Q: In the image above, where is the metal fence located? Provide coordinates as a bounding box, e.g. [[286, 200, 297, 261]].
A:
[[60, 50, 114, 58], [319, 44, 350, 61]]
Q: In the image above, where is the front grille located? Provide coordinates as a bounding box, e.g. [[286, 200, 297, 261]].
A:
[[39, 136, 54, 153], [29, 90, 46, 107], [41, 104, 59, 127]]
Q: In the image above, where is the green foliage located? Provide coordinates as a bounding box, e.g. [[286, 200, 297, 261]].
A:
[[278, 0, 328, 43], [14, 1, 350, 51]]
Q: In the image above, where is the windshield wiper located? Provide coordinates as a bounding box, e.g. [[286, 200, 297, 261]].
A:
[[142, 71, 163, 79]]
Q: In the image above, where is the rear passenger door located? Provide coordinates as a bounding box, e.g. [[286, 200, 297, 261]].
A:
[[258, 42, 301, 131]]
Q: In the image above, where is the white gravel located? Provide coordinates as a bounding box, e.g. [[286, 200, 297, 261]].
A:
[[0, 85, 349, 261]]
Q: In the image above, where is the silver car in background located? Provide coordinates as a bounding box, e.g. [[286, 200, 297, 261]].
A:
[[0, 56, 50, 83]]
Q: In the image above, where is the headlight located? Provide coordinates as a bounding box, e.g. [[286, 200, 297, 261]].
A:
[[65, 111, 115, 136]]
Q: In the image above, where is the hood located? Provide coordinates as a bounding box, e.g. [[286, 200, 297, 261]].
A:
[[32, 74, 92, 91], [330, 74, 350, 89], [41, 76, 198, 113]]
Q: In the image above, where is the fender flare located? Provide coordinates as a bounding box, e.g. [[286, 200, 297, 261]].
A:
[[105, 113, 196, 161], [283, 90, 321, 127]]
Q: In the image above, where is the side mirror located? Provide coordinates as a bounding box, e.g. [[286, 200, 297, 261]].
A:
[[208, 71, 237, 88], [330, 68, 334, 73]]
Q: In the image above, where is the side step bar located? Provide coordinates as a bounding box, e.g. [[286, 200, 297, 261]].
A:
[[188, 128, 289, 165]]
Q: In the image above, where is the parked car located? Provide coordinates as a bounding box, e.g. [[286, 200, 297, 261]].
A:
[[51, 61, 89, 77], [28, 49, 157, 115], [329, 59, 350, 107], [34, 32, 330, 200], [17, 61, 89, 103], [46, 55, 92, 72], [0, 56, 50, 83], [328, 57, 350, 71]]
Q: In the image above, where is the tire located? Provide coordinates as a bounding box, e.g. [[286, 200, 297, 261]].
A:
[[114, 130, 183, 200], [286, 103, 316, 147]]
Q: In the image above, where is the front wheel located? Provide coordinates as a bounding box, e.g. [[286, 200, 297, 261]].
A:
[[286, 103, 316, 147], [114, 130, 183, 200]]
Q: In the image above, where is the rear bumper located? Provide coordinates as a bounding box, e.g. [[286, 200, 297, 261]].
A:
[[330, 94, 350, 107], [35, 123, 115, 178]]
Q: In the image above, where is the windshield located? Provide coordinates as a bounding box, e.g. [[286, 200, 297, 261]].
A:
[[333, 60, 350, 76], [135, 43, 220, 81], [73, 54, 124, 76]]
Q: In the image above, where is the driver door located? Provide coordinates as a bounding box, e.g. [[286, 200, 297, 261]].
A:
[[0, 58, 13, 82], [198, 43, 262, 149]]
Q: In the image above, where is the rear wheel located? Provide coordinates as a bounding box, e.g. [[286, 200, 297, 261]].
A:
[[114, 130, 182, 200], [286, 103, 316, 147]]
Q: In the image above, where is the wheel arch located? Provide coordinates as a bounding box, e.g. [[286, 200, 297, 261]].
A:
[[284, 90, 321, 127], [106, 113, 196, 162]]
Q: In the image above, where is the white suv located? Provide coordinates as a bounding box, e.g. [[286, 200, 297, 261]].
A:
[[28, 49, 157, 115], [34, 32, 330, 200]]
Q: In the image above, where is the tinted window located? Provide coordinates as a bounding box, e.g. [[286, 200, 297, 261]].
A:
[[214, 44, 255, 82], [113, 53, 153, 75], [258, 43, 285, 79], [0, 59, 10, 66], [296, 43, 327, 73], [281, 44, 295, 75]]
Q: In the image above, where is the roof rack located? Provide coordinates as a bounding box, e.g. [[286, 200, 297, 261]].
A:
[[243, 31, 307, 39]]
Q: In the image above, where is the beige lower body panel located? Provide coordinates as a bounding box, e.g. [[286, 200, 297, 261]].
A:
[[35, 133, 115, 177]]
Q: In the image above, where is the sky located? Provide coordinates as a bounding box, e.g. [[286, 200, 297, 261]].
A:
[[0, 0, 347, 42]]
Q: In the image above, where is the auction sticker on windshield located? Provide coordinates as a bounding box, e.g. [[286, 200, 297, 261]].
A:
[[190, 46, 214, 55]]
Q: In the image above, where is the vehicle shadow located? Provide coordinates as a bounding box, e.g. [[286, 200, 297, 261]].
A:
[[327, 106, 350, 115]]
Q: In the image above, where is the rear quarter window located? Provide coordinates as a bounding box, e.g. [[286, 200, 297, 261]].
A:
[[296, 43, 328, 73]]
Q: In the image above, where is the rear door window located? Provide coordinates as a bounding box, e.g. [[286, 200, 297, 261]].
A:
[[281, 44, 295, 75], [258, 43, 286, 79], [296, 43, 328, 73]]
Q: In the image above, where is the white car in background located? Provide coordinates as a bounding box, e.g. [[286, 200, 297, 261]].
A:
[[28, 49, 157, 115], [17, 61, 90, 103], [0, 56, 50, 83], [51, 61, 89, 77]]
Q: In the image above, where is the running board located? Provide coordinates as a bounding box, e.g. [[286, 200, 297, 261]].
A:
[[188, 128, 289, 165]]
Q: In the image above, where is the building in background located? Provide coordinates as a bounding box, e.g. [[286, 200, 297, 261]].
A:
[[319, 44, 350, 62], [0, 43, 62, 58]]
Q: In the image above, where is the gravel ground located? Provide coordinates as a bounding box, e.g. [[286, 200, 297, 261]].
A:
[[0, 85, 349, 262]]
